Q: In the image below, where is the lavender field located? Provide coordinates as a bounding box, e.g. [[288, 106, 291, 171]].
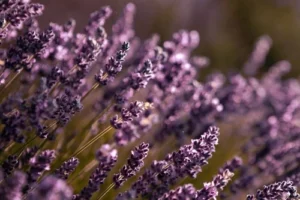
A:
[[0, 0, 299, 199]]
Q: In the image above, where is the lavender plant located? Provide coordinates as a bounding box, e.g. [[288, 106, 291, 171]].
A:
[[0, 1, 299, 200]]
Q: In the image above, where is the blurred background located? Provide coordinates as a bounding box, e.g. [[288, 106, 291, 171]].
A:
[[34, 0, 300, 77]]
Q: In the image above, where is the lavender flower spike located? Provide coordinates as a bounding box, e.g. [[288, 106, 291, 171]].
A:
[[75, 144, 118, 200], [27, 150, 56, 186], [246, 181, 300, 200], [158, 184, 198, 200], [54, 157, 79, 180], [113, 142, 149, 188], [95, 41, 130, 85]]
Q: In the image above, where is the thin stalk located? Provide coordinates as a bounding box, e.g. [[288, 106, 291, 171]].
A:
[[0, 68, 23, 95], [72, 126, 112, 157], [13, 136, 37, 159], [1, 22, 10, 30], [81, 82, 99, 102], [97, 183, 115, 200], [68, 159, 98, 185], [0, 65, 5, 78], [66, 101, 114, 153]]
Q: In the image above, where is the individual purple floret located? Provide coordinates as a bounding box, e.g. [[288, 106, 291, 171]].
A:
[[0, 171, 26, 200], [75, 144, 118, 200], [246, 181, 300, 200], [54, 157, 79, 180], [28, 176, 73, 200], [113, 142, 149, 188]]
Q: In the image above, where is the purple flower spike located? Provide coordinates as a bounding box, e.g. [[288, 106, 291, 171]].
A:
[[246, 181, 300, 200], [85, 6, 112, 36], [95, 42, 130, 85], [113, 142, 149, 188], [55, 157, 79, 180], [158, 184, 197, 200], [76, 144, 117, 200], [27, 150, 56, 187]]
